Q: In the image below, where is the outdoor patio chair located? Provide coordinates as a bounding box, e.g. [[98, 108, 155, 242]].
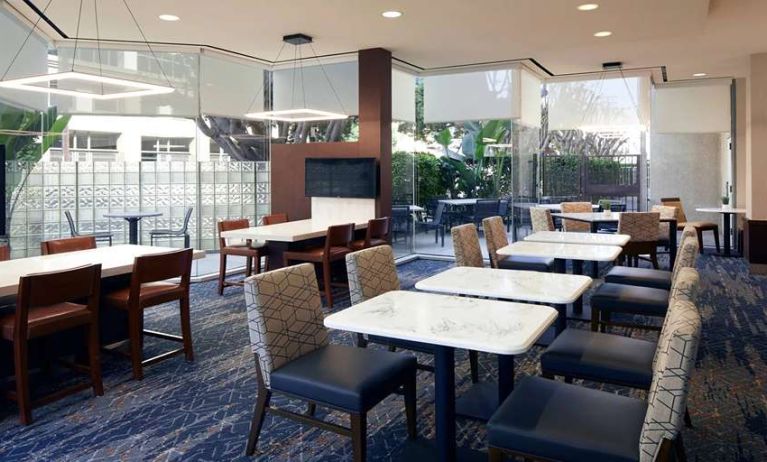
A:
[[472, 199, 500, 231], [415, 202, 446, 247], [64, 211, 113, 246], [149, 207, 194, 248]]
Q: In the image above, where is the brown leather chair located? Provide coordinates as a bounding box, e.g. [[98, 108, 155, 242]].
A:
[[350, 217, 390, 251], [41, 236, 97, 255], [103, 249, 194, 381], [1, 264, 103, 425], [217, 219, 264, 295], [0, 244, 9, 261], [661, 197, 720, 254], [262, 213, 288, 226], [283, 223, 354, 308]]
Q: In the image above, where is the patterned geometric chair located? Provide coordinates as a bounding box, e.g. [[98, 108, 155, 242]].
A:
[[661, 197, 720, 254], [618, 212, 661, 269], [591, 235, 700, 332], [488, 297, 701, 462], [243, 263, 417, 461], [651, 205, 677, 248], [451, 224, 485, 268], [483, 216, 555, 272], [605, 225, 697, 290], [560, 201, 593, 232], [529, 207, 555, 233]]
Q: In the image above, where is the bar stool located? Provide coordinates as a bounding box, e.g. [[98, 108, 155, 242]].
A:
[[262, 213, 288, 225], [283, 223, 354, 308], [350, 217, 390, 250], [103, 249, 194, 380], [41, 236, 96, 255], [217, 219, 265, 295], [1, 264, 103, 424]]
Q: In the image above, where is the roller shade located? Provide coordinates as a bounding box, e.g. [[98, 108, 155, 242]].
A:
[[201, 52, 267, 118], [0, 8, 49, 111], [518, 69, 542, 128], [652, 80, 732, 133], [392, 68, 416, 122], [424, 69, 516, 123], [272, 59, 358, 116]]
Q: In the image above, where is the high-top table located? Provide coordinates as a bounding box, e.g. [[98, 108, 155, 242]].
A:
[[104, 211, 163, 245], [695, 206, 747, 257], [220, 218, 369, 269], [324, 290, 557, 462]]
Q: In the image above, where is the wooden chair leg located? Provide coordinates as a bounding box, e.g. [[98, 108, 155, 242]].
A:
[[488, 447, 505, 462], [13, 339, 32, 425], [179, 296, 194, 362], [322, 260, 334, 308], [651, 250, 659, 269], [128, 309, 144, 381], [218, 253, 227, 295], [245, 255, 253, 278], [684, 406, 693, 428], [87, 323, 104, 396], [254, 253, 261, 274], [350, 413, 367, 462], [245, 389, 272, 456], [404, 372, 417, 439], [306, 403, 316, 417], [696, 228, 705, 254], [469, 350, 480, 383], [712, 227, 720, 253], [591, 307, 600, 332]]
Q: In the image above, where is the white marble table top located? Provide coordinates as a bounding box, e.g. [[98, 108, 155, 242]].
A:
[[551, 212, 676, 224], [695, 207, 747, 214], [415, 267, 592, 304], [524, 230, 631, 246], [0, 245, 205, 297], [220, 218, 369, 243], [324, 290, 557, 355], [497, 241, 622, 262]]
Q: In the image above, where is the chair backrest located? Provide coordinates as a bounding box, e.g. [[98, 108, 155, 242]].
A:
[[365, 217, 390, 245], [475, 199, 500, 218], [130, 249, 193, 301], [560, 202, 592, 232], [0, 244, 9, 261], [64, 211, 79, 237], [652, 267, 700, 371], [41, 236, 97, 255], [639, 298, 702, 462], [432, 202, 446, 224], [651, 205, 676, 240], [325, 223, 354, 252], [218, 218, 250, 248], [498, 199, 509, 216], [180, 207, 194, 232], [530, 207, 555, 232], [451, 223, 484, 268], [346, 245, 400, 305], [618, 212, 661, 243], [482, 216, 508, 269], [611, 203, 627, 212], [671, 234, 700, 280], [15, 264, 102, 341], [244, 263, 329, 389], [262, 213, 288, 226], [660, 197, 687, 223]]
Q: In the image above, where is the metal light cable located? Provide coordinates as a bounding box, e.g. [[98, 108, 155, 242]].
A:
[[120, 0, 174, 88]]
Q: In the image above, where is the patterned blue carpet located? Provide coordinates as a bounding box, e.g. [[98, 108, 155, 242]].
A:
[[0, 255, 765, 461]]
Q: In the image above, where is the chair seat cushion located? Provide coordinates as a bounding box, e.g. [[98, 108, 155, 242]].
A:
[[283, 246, 350, 262], [604, 266, 673, 290], [222, 243, 264, 256], [104, 282, 184, 309], [488, 376, 645, 462], [270, 344, 416, 412], [0, 302, 90, 340], [678, 221, 717, 230], [349, 238, 388, 251], [591, 283, 669, 317], [499, 256, 555, 272], [88, 231, 113, 238], [540, 329, 654, 389]]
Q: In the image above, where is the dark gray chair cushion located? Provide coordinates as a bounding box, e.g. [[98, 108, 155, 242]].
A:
[[488, 376, 646, 462], [270, 344, 416, 412], [499, 256, 555, 272], [605, 266, 673, 290], [591, 283, 669, 317], [541, 328, 655, 389]]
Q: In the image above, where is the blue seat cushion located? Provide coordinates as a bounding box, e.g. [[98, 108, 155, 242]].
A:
[[488, 376, 646, 462], [541, 328, 654, 389], [499, 256, 555, 272], [270, 344, 416, 412], [605, 266, 673, 290], [591, 283, 669, 317]]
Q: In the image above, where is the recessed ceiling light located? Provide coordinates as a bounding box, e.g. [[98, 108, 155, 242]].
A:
[[577, 4, 599, 11], [693, 73, 707, 77], [158, 14, 180, 22], [593, 31, 612, 37], [382, 11, 403, 18]]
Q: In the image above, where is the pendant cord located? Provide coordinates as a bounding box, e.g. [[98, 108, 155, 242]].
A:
[[93, 0, 104, 95], [308, 43, 347, 115], [120, 0, 174, 88], [71, 0, 84, 72], [1, 0, 55, 81], [290, 44, 298, 110], [298, 44, 307, 110], [244, 42, 286, 114]]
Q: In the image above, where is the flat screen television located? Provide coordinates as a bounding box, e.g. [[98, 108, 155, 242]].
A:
[[305, 157, 378, 198]]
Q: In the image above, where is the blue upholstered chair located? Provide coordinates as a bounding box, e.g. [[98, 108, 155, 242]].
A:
[[604, 226, 697, 290], [487, 297, 702, 462], [590, 235, 699, 332], [243, 263, 417, 461]]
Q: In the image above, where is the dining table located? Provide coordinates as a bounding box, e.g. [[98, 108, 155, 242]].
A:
[[695, 206, 747, 257], [104, 211, 163, 245], [523, 230, 631, 246], [324, 290, 557, 462]]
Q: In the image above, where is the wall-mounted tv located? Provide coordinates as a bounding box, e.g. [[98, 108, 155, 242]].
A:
[[305, 157, 378, 199]]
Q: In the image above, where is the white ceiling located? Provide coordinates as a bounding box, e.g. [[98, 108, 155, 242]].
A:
[[8, 0, 767, 80]]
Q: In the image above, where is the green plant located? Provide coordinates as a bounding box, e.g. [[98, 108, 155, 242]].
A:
[[721, 195, 730, 205]]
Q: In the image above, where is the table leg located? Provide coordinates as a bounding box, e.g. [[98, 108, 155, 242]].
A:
[[434, 346, 456, 462], [554, 304, 567, 334], [498, 355, 515, 402], [572, 259, 583, 275], [554, 258, 566, 273], [723, 213, 732, 257], [669, 219, 678, 270], [127, 218, 140, 245]]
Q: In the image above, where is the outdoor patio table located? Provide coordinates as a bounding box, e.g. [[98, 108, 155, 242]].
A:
[[324, 290, 556, 462], [695, 206, 746, 257], [104, 211, 163, 245], [415, 267, 590, 421]]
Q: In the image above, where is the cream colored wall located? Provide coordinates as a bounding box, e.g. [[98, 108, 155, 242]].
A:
[[735, 78, 747, 209], [748, 53, 767, 220]]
